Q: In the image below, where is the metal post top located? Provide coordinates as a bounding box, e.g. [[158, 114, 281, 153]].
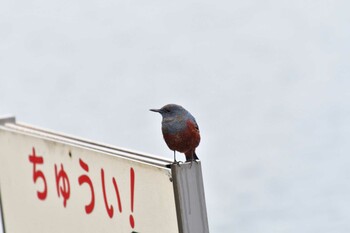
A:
[[0, 116, 16, 125], [171, 161, 210, 233]]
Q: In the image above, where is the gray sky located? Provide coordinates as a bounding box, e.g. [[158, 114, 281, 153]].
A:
[[1, 0, 350, 232]]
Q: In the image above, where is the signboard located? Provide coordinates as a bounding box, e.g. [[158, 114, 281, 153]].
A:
[[0, 117, 209, 233], [0, 118, 178, 233]]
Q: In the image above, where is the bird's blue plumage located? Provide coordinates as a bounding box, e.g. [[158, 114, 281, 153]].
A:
[[158, 104, 198, 134]]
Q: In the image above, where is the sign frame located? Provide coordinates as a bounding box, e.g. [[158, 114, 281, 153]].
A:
[[0, 116, 209, 233]]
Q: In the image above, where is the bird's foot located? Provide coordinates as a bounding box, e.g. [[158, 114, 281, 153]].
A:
[[189, 159, 199, 168], [172, 160, 182, 166]]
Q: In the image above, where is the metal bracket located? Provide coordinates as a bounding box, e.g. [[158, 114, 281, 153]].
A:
[[0, 187, 6, 233], [171, 161, 209, 233], [0, 116, 16, 125]]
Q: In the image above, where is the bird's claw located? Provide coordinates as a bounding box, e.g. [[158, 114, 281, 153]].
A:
[[172, 160, 183, 166], [189, 159, 199, 168]]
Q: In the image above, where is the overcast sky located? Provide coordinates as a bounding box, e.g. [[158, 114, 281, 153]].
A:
[[1, 0, 350, 232]]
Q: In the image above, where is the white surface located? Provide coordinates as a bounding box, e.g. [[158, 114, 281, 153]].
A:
[[1, 0, 350, 232], [0, 126, 177, 233]]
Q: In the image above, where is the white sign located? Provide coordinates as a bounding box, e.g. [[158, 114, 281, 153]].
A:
[[0, 121, 178, 233]]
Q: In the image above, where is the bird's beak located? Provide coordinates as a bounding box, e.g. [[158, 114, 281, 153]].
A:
[[150, 109, 161, 113]]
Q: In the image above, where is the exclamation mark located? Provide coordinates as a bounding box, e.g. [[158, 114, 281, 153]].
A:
[[129, 167, 135, 229]]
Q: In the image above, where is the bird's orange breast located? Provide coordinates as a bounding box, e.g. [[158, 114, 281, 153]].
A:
[[162, 120, 200, 153]]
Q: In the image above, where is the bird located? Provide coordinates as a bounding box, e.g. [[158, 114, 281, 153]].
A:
[[150, 104, 200, 163]]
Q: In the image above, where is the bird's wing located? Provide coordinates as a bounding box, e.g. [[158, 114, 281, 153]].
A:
[[194, 120, 199, 131]]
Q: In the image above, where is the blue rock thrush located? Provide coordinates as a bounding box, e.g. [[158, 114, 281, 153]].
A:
[[150, 104, 200, 162]]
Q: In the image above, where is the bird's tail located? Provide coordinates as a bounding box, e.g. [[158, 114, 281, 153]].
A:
[[185, 151, 199, 162]]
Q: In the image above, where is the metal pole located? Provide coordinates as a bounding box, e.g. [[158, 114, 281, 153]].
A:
[[171, 161, 209, 233]]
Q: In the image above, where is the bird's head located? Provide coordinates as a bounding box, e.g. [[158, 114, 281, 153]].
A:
[[150, 104, 187, 118]]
